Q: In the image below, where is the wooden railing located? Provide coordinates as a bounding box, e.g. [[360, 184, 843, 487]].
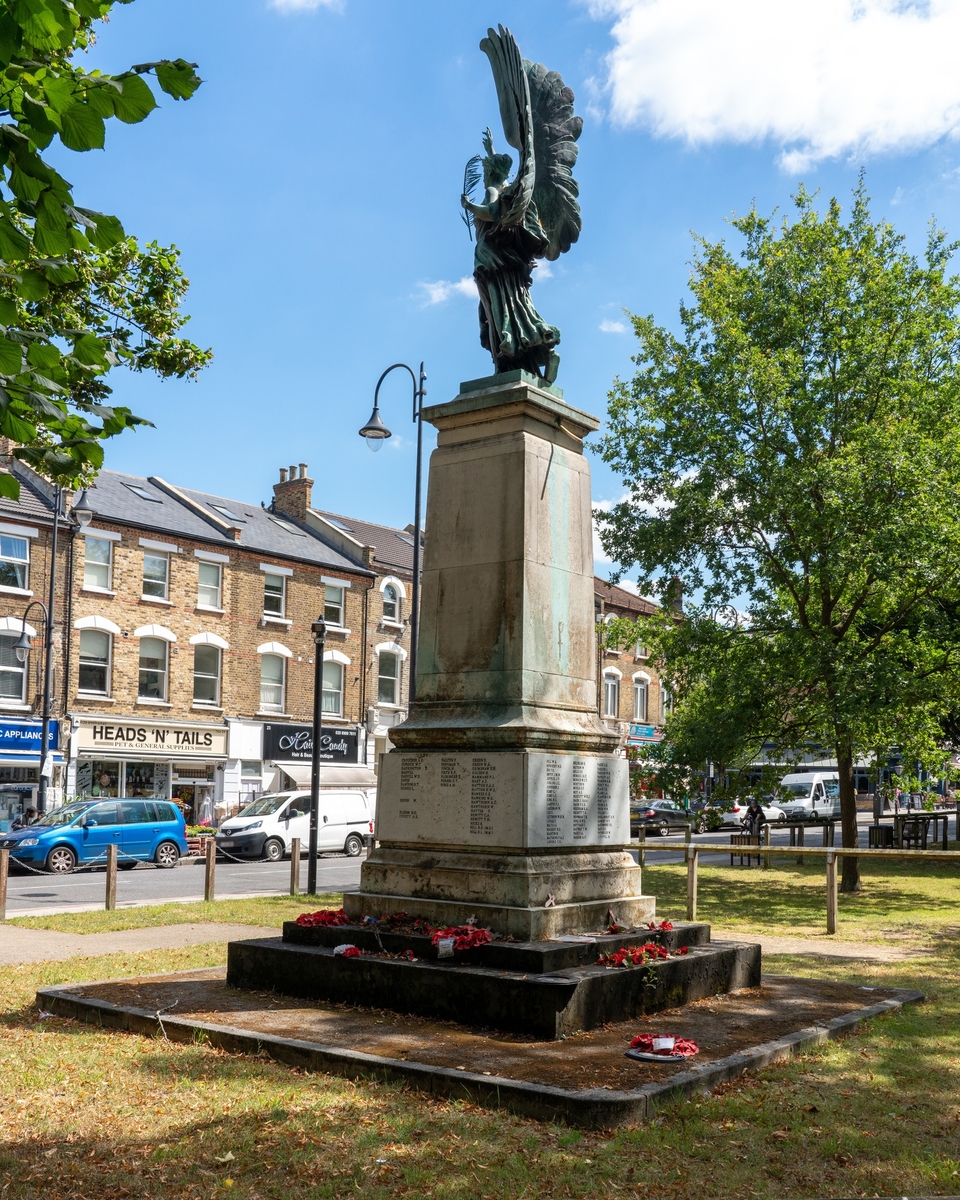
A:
[[632, 838, 960, 934]]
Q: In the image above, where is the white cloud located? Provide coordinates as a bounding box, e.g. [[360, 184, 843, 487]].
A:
[[591, 0, 960, 167], [270, 0, 341, 10], [533, 261, 554, 279], [599, 318, 628, 333], [419, 275, 478, 305]]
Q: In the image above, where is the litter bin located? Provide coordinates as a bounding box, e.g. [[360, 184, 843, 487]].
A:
[[868, 824, 894, 848]]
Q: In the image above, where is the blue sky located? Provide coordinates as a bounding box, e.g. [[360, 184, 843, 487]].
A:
[[66, 0, 960, 581]]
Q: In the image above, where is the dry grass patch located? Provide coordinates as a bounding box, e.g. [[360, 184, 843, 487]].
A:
[[1, 865, 960, 1197]]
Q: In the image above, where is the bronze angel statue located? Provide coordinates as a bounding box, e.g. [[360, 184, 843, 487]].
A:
[[460, 26, 582, 386]]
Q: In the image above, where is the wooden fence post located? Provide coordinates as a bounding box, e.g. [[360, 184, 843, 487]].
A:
[[0, 848, 8, 921], [762, 824, 771, 869], [825, 850, 838, 934], [637, 827, 646, 868], [686, 846, 698, 922], [105, 843, 117, 911], [796, 823, 804, 866], [290, 838, 301, 896], [204, 836, 216, 903]]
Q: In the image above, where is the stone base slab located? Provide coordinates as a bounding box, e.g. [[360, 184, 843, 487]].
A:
[[226, 937, 761, 1039], [351, 845, 646, 940], [37, 969, 925, 1129]]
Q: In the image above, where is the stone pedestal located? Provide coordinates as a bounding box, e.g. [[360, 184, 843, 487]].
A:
[[347, 372, 653, 939]]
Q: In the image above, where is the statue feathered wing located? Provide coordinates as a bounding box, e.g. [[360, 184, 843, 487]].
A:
[[479, 25, 582, 259], [526, 59, 582, 260]]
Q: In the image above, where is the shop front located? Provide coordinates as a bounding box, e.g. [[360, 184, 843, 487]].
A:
[[0, 717, 63, 829], [261, 721, 375, 790], [69, 717, 228, 823]]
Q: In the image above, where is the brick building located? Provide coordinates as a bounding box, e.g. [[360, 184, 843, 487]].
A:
[[269, 468, 418, 773], [594, 578, 669, 755], [63, 467, 376, 819]]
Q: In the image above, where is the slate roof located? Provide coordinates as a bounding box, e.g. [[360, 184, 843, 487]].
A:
[[0, 461, 57, 524], [83, 471, 371, 575], [594, 577, 658, 617], [312, 508, 418, 577]]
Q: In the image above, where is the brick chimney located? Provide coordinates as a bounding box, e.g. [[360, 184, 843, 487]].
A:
[[272, 462, 313, 521]]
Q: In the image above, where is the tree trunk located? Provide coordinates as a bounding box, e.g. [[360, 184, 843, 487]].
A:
[[836, 732, 862, 893]]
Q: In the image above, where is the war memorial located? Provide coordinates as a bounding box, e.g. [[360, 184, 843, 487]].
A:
[[40, 26, 922, 1131]]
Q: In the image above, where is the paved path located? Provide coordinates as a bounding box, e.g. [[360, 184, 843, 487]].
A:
[[713, 928, 918, 962], [0, 922, 279, 966]]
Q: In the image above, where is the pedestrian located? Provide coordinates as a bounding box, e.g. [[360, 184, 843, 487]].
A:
[[743, 797, 766, 837], [11, 806, 37, 830]]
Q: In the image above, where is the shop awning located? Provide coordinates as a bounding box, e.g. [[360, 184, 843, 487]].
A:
[[272, 762, 378, 789]]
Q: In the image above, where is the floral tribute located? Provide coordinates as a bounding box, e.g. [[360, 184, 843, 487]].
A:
[[373, 912, 435, 937], [648, 920, 674, 931], [597, 943, 689, 968], [333, 944, 362, 958], [629, 1034, 699, 1057], [430, 925, 493, 952], [295, 908, 349, 928]]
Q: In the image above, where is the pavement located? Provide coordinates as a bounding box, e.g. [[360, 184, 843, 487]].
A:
[[0, 922, 280, 966]]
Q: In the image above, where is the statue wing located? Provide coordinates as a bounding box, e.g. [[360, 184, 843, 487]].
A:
[[480, 25, 535, 227], [525, 59, 583, 260]]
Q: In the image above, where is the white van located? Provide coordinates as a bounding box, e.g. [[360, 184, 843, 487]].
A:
[[779, 772, 841, 821], [215, 789, 374, 861]]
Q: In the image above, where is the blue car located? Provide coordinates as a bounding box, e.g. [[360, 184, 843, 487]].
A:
[[0, 799, 188, 873]]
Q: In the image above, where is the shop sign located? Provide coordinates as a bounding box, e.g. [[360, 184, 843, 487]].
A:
[[75, 721, 227, 758], [0, 717, 59, 753], [628, 723, 662, 744], [263, 723, 359, 764]]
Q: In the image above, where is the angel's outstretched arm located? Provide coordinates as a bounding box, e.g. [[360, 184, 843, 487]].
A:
[[462, 190, 498, 222]]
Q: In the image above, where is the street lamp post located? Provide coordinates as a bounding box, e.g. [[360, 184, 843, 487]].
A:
[[14, 599, 52, 812], [358, 362, 426, 703], [307, 616, 327, 896]]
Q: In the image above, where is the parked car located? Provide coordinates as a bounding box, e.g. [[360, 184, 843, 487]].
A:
[[631, 798, 694, 837], [778, 772, 841, 821], [0, 798, 187, 873], [215, 789, 374, 861], [702, 797, 788, 829]]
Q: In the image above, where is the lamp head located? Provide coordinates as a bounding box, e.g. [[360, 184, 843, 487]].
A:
[[13, 627, 32, 663], [311, 617, 327, 644], [359, 405, 391, 453], [71, 488, 95, 527]]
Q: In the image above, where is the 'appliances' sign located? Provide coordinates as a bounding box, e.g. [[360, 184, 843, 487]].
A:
[[76, 722, 227, 758], [263, 723, 359, 764], [0, 718, 59, 753]]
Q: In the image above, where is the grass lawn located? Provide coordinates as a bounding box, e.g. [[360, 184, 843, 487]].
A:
[[9, 894, 343, 935], [1, 862, 959, 1198]]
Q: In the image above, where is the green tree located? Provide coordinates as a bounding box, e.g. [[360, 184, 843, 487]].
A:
[[0, 0, 205, 494], [597, 184, 960, 892]]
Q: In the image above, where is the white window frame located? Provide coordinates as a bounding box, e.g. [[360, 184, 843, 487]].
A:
[[377, 650, 400, 706], [323, 583, 344, 627], [632, 673, 650, 723], [321, 658, 344, 715], [197, 560, 222, 610], [603, 669, 621, 719], [78, 628, 112, 696], [192, 643, 221, 705], [83, 536, 113, 592], [0, 632, 26, 703], [259, 652, 286, 713], [138, 636, 169, 701], [263, 572, 286, 618], [660, 685, 673, 724], [142, 551, 170, 601], [0, 534, 29, 592]]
